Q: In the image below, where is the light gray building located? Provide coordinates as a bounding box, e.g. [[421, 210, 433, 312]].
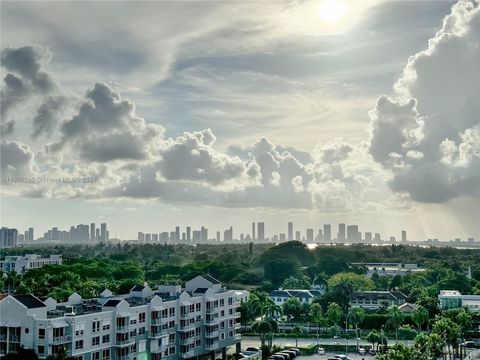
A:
[[0, 254, 62, 274], [0, 275, 247, 360]]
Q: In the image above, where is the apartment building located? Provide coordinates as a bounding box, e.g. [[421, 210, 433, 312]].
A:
[[0, 275, 247, 360], [0, 254, 63, 273]]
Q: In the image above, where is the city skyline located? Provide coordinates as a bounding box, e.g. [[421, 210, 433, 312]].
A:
[[3, 220, 477, 245], [1, 0, 479, 241]]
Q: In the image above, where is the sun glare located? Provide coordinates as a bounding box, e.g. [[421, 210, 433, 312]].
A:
[[318, 0, 347, 23]]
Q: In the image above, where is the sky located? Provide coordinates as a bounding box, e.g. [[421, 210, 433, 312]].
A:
[[0, 0, 479, 241]]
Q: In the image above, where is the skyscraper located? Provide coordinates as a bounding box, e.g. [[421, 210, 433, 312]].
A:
[[90, 223, 95, 241], [201, 226, 208, 242], [257, 222, 265, 241], [323, 224, 331, 242], [288, 222, 293, 241], [306, 228, 314, 242], [364, 232, 372, 243], [186, 227, 191, 242], [401, 230, 407, 242], [252, 222, 256, 241], [337, 223, 346, 242], [175, 226, 180, 241], [100, 223, 107, 242], [347, 225, 359, 243], [295, 231, 301, 241]]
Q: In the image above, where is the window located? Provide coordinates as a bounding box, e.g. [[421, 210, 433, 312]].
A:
[[75, 340, 83, 350], [92, 336, 100, 346], [37, 346, 45, 354], [195, 303, 201, 312], [138, 341, 146, 352], [102, 319, 111, 330], [102, 349, 110, 360], [220, 299, 224, 306], [38, 328, 45, 339], [92, 321, 100, 333], [74, 324, 85, 336], [102, 334, 110, 343], [92, 352, 100, 360], [169, 333, 175, 344], [139, 312, 146, 323], [138, 327, 145, 335], [169, 307, 175, 316]]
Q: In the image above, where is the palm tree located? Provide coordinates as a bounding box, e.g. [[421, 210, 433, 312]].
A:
[[263, 302, 282, 320], [326, 302, 343, 336], [387, 305, 403, 340], [309, 303, 323, 342], [250, 291, 272, 318], [348, 306, 365, 348], [252, 320, 272, 347], [366, 330, 380, 351], [412, 305, 429, 331], [291, 326, 303, 347]]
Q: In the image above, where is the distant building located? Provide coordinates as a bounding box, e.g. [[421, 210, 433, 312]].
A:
[[90, 223, 95, 241], [251, 222, 255, 241], [270, 287, 324, 305], [337, 223, 346, 242], [138, 232, 145, 242], [401, 230, 407, 242], [347, 225, 359, 243], [364, 232, 372, 243], [186, 227, 191, 242], [288, 222, 293, 241], [306, 229, 314, 242], [0, 228, 18, 248], [349, 291, 407, 310], [100, 223, 107, 242], [0, 254, 62, 273], [295, 231, 301, 241], [438, 290, 480, 312], [0, 275, 246, 360], [323, 224, 331, 243], [354, 263, 426, 277], [257, 222, 264, 242]]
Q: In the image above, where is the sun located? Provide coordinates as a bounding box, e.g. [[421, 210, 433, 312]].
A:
[[318, 0, 347, 23]]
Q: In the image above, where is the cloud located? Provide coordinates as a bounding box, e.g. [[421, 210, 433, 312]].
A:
[[368, 0, 480, 203], [50, 82, 164, 162], [0, 140, 36, 176]]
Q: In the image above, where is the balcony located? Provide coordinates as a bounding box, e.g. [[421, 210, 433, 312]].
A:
[[151, 318, 164, 326], [179, 337, 195, 346], [235, 311, 241, 317], [180, 350, 195, 358], [180, 312, 196, 320], [179, 322, 197, 331], [50, 335, 72, 344], [149, 331, 166, 339], [117, 355, 135, 360], [235, 323, 241, 330], [206, 342, 219, 350], [115, 337, 136, 346], [116, 325, 130, 332], [206, 307, 217, 314], [0, 335, 7, 341], [205, 330, 219, 338]]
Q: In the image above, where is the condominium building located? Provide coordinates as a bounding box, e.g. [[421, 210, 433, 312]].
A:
[[0, 254, 63, 274], [0, 275, 248, 360]]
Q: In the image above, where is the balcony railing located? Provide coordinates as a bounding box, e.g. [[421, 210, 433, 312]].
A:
[[117, 355, 135, 360], [116, 324, 130, 332], [206, 342, 219, 350], [205, 330, 219, 338], [151, 318, 164, 325], [116, 337, 136, 346], [180, 350, 195, 358], [50, 335, 71, 344], [0, 335, 7, 341]]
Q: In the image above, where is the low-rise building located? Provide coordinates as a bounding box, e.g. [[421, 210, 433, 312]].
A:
[[270, 287, 324, 305], [0, 254, 63, 274], [438, 290, 480, 312], [0, 275, 247, 360], [349, 291, 408, 310], [352, 263, 426, 277]]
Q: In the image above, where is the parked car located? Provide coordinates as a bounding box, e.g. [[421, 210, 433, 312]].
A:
[[358, 347, 366, 355], [274, 353, 289, 360], [334, 355, 353, 360], [246, 347, 260, 352], [461, 341, 480, 349], [368, 349, 376, 355], [270, 355, 285, 360], [288, 348, 300, 356], [277, 352, 294, 360], [282, 350, 297, 358], [317, 347, 325, 355]]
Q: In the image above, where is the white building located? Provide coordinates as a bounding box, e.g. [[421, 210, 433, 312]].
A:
[[0, 275, 247, 360], [0, 254, 63, 274], [438, 290, 480, 313], [270, 287, 324, 305], [352, 263, 426, 277]]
